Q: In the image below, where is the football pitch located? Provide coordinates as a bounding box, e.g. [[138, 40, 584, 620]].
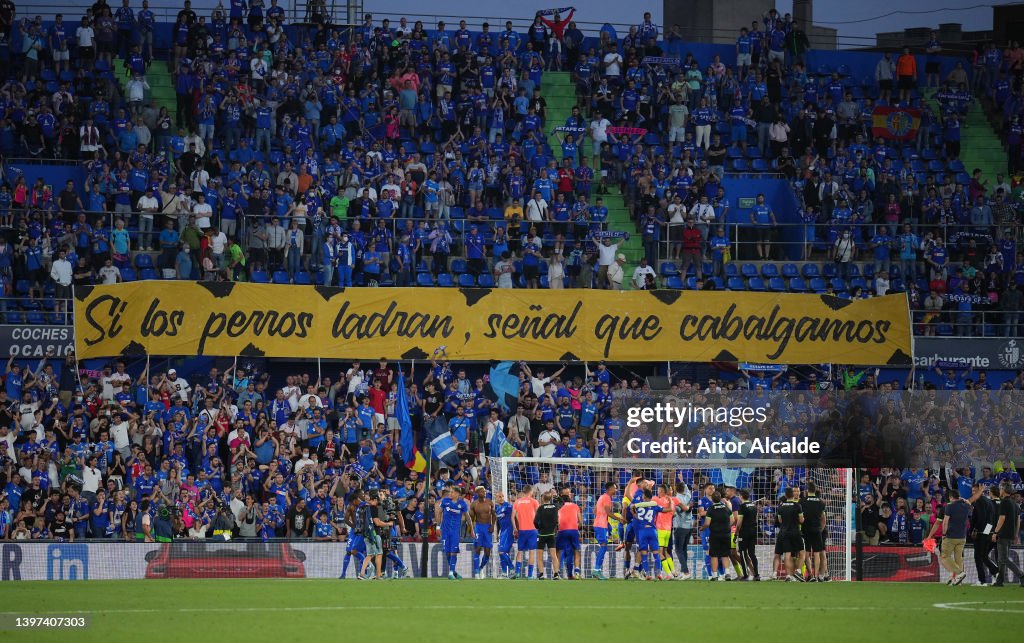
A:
[[2, 580, 1023, 642]]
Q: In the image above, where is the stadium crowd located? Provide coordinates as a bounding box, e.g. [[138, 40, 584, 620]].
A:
[[0, 1, 1020, 315], [0, 352, 1020, 583]]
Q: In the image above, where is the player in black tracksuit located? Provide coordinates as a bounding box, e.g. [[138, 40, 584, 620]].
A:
[[800, 481, 829, 582], [775, 487, 805, 581], [970, 483, 1000, 584]]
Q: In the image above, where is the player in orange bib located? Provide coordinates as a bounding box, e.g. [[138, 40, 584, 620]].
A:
[[512, 486, 540, 578], [592, 481, 622, 579], [655, 484, 680, 579], [557, 486, 583, 579]]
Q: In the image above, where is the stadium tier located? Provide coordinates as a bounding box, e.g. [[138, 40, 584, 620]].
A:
[[0, 1, 1022, 619]]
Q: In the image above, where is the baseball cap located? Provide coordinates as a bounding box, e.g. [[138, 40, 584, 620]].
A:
[[616, 253, 626, 261], [168, 368, 177, 375]]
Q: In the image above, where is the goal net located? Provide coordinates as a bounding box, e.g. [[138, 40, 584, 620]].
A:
[[488, 457, 853, 581]]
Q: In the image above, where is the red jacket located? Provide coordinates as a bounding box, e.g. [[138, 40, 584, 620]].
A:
[[682, 226, 703, 252]]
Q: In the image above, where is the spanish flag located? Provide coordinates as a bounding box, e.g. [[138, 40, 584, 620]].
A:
[[872, 106, 922, 142]]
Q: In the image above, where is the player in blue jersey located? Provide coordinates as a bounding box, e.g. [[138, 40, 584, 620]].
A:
[[631, 488, 666, 580], [494, 491, 516, 577], [436, 486, 470, 579], [618, 474, 651, 578]]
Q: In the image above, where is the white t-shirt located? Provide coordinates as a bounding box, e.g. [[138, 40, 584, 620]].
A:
[[76, 26, 95, 47], [526, 198, 547, 222], [589, 118, 611, 143], [537, 429, 560, 458], [598, 242, 619, 266], [632, 265, 657, 289], [98, 265, 121, 285], [136, 195, 159, 217], [82, 466, 101, 493], [192, 203, 213, 229], [603, 53, 622, 77], [167, 376, 191, 402], [111, 420, 130, 449], [529, 376, 551, 397], [210, 232, 228, 255]]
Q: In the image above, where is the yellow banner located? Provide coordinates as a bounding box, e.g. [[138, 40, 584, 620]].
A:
[[73, 283, 913, 365]]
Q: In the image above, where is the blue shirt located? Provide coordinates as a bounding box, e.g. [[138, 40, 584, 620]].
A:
[[439, 497, 468, 532]]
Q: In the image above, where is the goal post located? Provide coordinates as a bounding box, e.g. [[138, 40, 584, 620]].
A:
[[488, 457, 854, 581]]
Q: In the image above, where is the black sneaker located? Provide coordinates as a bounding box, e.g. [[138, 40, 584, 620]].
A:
[[793, 571, 805, 582]]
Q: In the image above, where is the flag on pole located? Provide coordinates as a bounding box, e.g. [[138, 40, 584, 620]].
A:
[[396, 370, 427, 473], [871, 106, 922, 141]]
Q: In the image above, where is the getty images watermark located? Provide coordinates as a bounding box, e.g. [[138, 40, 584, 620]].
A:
[[623, 402, 822, 456]]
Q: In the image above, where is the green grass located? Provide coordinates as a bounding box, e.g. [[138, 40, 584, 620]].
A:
[[1, 579, 1023, 642]]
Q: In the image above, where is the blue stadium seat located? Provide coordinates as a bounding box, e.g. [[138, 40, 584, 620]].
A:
[[120, 267, 137, 282], [751, 159, 769, 172], [458, 274, 476, 288], [272, 270, 290, 284], [437, 273, 455, 287], [659, 262, 679, 276], [789, 277, 807, 292], [294, 271, 312, 285], [831, 277, 847, 291], [731, 158, 749, 172], [250, 270, 270, 283], [725, 263, 739, 278], [450, 259, 467, 274], [801, 264, 820, 278], [822, 263, 837, 278], [135, 254, 154, 269], [476, 273, 495, 288], [666, 275, 684, 289], [26, 311, 45, 325], [781, 263, 799, 278], [748, 277, 766, 291], [539, 276, 550, 288], [768, 277, 786, 292], [726, 277, 745, 290], [416, 273, 434, 287], [139, 268, 159, 280], [740, 263, 758, 278], [761, 263, 779, 277], [850, 277, 868, 291], [809, 277, 827, 292]]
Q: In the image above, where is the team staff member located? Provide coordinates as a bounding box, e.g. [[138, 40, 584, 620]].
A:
[[557, 486, 583, 579], [703, 492, 735, 581], [970, 483, 1000, 585], [735, 489, 761, 581], [535, 490, 561, 579], [671, 482, 695, 580], [992, 482, 1024, 587], [469, 485, 496, 579], [775, 487, 805, 581], [512, 486, 539, 579], [937, 487, 971, 586], [801, 482, 830, 582]]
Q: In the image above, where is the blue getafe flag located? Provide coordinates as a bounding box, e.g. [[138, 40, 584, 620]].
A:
[[396, 371, 426, 472], [430, 431, 460, 467], [487, 424, 524, 459]]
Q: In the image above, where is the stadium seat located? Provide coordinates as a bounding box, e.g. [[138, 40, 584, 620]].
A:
[[789, 277, 807, 292], [822, 263, 837, 278], [831, 278, 847, 291], [437, 273, 455, 287], [666, 275, 684, 289], [416, 273, 434, 287], [768, 277, 786, 292], [458, 274, 476, 288], [809, 277, 827, 292], [272, 270, 290, 284], [748, 277, 766, 291], [725, 263, 739, 278], [761, 263, 779, 278], [139, 268, 159, 280], [740, 263, 758, 278], [726, 277, 745, 290], [135, 254, 154, 269], [120, 267, 137, 282], [476, 274, 495, 288], [294, 271, 312, 285], [250, 270, 270, 283], [659, 262, 679, 277], [450, 259, 467, 274], [781, 263, 799, 278], [801, 264, 820, 278]]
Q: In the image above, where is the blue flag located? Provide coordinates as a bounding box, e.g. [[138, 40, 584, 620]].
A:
[[430, 431, 460, 467], [396, 371, 426, 472]]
